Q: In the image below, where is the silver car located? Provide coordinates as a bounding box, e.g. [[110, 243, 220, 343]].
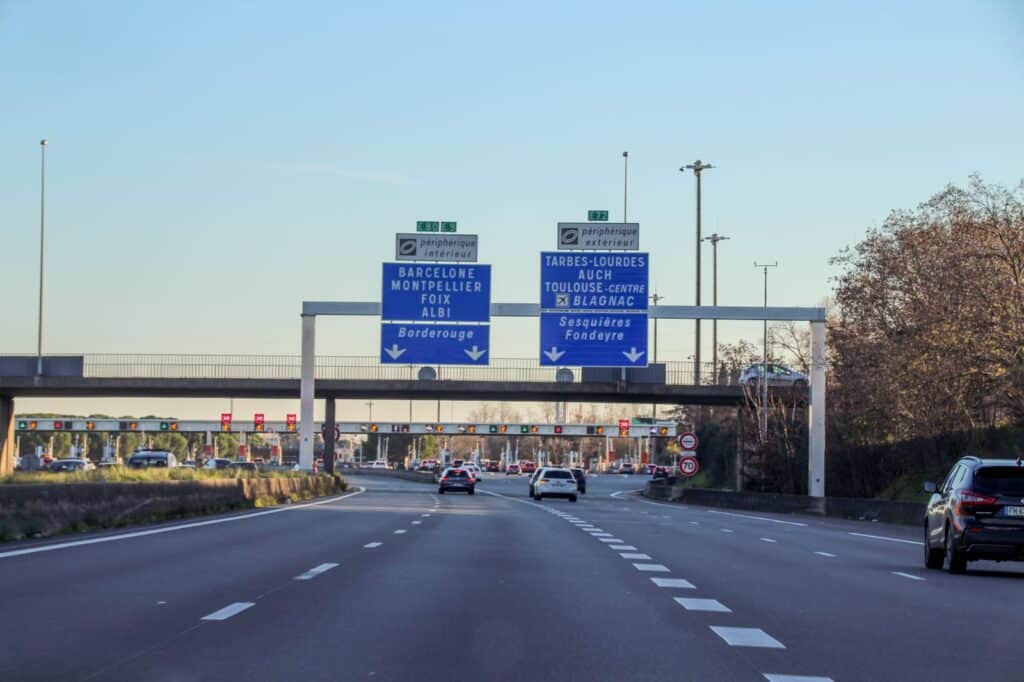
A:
[[739, 363, 808, 388]]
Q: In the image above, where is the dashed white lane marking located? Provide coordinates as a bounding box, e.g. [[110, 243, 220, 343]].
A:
[[674, 597, 731, 613], [619, 552, 652, 560], [583, 528, 604, 532], [363, 542, 382, 548], [0, 487, 366, 561], [706, 510, 808, 527], [591, 532, 613, 537], [814, 551, 837, 558], [710, 626, 785, 649], [294, 563, 339, 581], [411, 521, 422, 525], [421, 514, 431, 517], [763, 676, 834, 682], [892, 571, 926, 581], [610, 545, 637, 551], [651, 577, 695, 589], [201, 602, 255, 621], [849, 532, 922, 546], [393, 529, 407, 535], [760, 538, 778, 543], [633, 563, 670, 572], [689, 521, 700, 525], [720, 529, 734, 533], [598, 538, 625, 543]]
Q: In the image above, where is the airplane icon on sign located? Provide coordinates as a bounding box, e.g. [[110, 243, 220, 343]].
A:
[[556, 293, 570, 307]]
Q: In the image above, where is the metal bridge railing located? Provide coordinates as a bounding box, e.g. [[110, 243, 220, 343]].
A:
[[80, 354, 735, 386]]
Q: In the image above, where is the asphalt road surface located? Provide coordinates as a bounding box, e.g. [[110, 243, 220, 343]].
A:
[[1, 471, 1021, 681]]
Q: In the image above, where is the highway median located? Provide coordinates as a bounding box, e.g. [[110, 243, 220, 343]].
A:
[[0, 469, 348, 541]]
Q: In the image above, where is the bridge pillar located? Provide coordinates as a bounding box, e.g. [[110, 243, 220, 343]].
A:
[[299, 314, 316, 470], [323, 397, 336, 475], [0, 396, 14, 475], [808, 321, 827, 497]]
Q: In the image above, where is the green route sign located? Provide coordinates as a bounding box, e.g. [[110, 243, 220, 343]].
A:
[[416, 221, 440, 232], [440, 221, 457, 232], [588, 210, 609, 221]]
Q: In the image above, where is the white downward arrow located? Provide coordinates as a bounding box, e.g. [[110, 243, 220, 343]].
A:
[[544, 347, 566, 362], [622, 347, 645, 363], [464, 345, 487, 361], [384, 344, 406, 360]]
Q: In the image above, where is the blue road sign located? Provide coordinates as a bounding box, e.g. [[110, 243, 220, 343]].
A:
[[381, 323, 490, 365], [539, 312, 648, 367], [540, 252, 648, 311], [382, 263, 491, 322]]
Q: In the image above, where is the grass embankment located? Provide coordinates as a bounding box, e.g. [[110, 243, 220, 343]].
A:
[[0, 468, 348, 542]]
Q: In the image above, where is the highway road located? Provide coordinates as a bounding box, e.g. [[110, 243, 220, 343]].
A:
[[1, 472, 1021, 681]]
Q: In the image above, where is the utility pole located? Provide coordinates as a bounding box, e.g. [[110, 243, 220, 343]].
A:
[[681, 160, 714, 385], [36, 139, 48, 376], [702, 233, 729, 381], [754, 262, 778, 444], [622, 151, 629, 223], [650, 291, 664, 419]]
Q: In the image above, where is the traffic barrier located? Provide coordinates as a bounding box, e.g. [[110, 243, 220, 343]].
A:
[[643, 481, 925, 526]]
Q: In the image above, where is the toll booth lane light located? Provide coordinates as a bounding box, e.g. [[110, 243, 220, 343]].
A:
[[596, 426, 604, 435], [489, 425, 498, 434], [370, 424, 379, 432], [530, 426, 539, 434], [86, 421, 96, 430], [467, 425, 476, 433], [499, 425, 508, 433], [17, 420, 28, 430], [520, 426, 529, 434], [554, 425, 563, 434]]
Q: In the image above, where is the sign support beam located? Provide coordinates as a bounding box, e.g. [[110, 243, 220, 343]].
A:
[[299, 315, 316, 470], [809, 321, 827, 497]]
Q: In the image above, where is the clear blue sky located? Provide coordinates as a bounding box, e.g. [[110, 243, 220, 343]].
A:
[[3, 0, 1022, 420]]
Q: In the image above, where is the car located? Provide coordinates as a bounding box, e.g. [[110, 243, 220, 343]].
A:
[[520, 460, 537, 474], [367, 460, 390, 469], [438, 467, 475, 495], [204, 458, 234, 470], [463, 464, 482, 481], [452, 459, 465, 468], [505, 464, 520, 475], [924, 456, 1024, 574], [484, 461, 499, 472], [49, 458, 93, 473], [126, 450, 178, 468], [646, 463, 656, 474], [739, 363, 809, 389], [570, 468, 587, 494], [228, 461, 258, 472], [621, 462, 635, 475], [652, 466, 669, 480], [531, 467, 578, 502]]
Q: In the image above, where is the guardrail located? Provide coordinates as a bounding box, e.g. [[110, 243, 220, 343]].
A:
[[73, 354, 736, 386]]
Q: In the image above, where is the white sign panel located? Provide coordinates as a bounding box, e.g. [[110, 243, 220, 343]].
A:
[[395, 233, 478, 262], [558, 222, 640, 251]]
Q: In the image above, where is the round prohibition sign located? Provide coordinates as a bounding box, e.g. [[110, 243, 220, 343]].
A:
[[678, 455, 699, 477], [678, 432, 699, 450]]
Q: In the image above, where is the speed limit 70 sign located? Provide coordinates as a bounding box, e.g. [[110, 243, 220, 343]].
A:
[[678, 455, 699, 477]]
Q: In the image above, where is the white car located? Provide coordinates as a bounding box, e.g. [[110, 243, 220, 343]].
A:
[[367, 460, 390, 469], [739, 363, 808, 388], [463, 464, 482, 481], [531, 467, 578, 502]]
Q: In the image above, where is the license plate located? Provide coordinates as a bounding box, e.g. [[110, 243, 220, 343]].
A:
[[1005, 506, 1024, 517]]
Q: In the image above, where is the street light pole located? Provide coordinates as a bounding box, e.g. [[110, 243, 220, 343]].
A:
[[702, 233, 729, 381], [649, 291, 663, 419], [681, 160, 714, 385], [36, 139, 48, 376], [754, 262, 778, 444], [622, 151, 629, 222]]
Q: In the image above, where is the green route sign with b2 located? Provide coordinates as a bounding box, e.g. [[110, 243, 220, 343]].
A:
[[539, 252, 649, 311]]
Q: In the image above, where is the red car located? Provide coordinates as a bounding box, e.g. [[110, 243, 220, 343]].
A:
[[652, 466, 669, 480]]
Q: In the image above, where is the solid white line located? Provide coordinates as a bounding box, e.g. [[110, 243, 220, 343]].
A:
[[363, 542, 382, 548], [710, 626, 785, 649], [633, 563, 670, 572], [763, 676, 834, 682], [674, 597, 731, 613], [619, 552, 652, 560], [393, 529, 407, 534], [849, 532, 923, 546], [294, 562, 339, 581], [598, 538, 625, 543], [0, 488, 366, 561], [814, 551, 837, 558], [706, 510, 807, 527], [760, 537, 778, 543], [610, 545, 637, 551], [201, 602, 255, 621], [892, 571, 927, 581], [651, 577, 695, 589]]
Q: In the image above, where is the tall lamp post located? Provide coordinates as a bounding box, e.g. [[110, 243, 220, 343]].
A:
[[681, 160, 714, 385], [702, 233, 729, 381], [754, 262, 778, 443], [650, 291, 663, 419], [36, 139, 48, 376]]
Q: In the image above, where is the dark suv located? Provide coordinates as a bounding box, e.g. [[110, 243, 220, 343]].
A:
[[924, 456, 1024, 574]]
